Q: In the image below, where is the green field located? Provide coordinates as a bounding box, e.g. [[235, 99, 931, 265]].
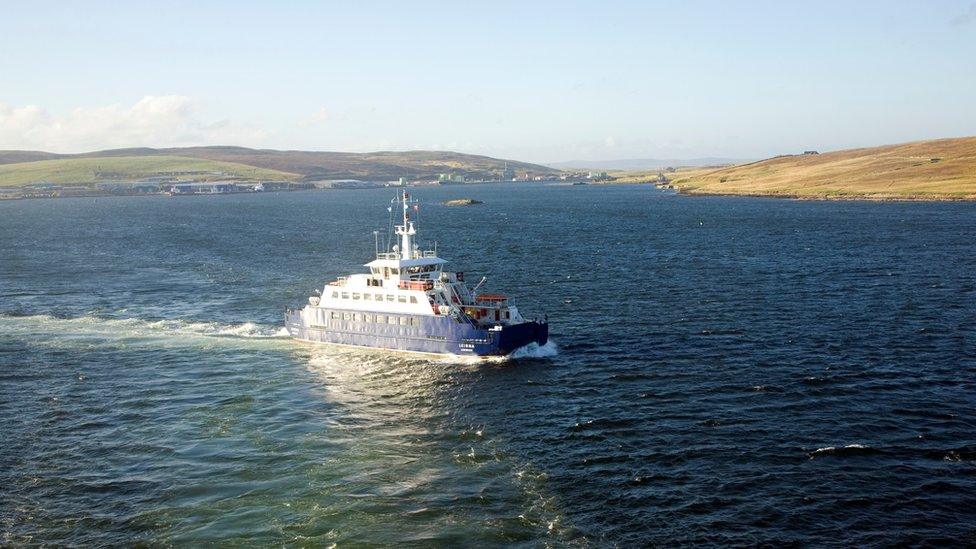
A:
[[0, 156, 300, 187], [0, 146, 560, 185]]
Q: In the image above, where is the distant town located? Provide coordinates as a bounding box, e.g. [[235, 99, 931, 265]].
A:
[[0, 169, 629, 200]]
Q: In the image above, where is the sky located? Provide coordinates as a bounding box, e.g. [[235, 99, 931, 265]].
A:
[[1, 1, 975, 163]]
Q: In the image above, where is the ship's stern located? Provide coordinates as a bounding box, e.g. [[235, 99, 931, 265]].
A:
[[284, 308, 304, 339]]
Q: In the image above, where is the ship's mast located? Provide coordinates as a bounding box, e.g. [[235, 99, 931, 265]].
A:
[[394, 189, 416, 260]]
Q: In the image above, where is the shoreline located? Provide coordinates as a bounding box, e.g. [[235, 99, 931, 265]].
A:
[[665, 184, 976, 202], [5, 180, 975, 203]]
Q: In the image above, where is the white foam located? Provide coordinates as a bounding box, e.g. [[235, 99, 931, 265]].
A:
[[0, 313, 290, 348], [509, 339, 559, 359], [809, 443, 871, 458], [428, 339, 558, 365]]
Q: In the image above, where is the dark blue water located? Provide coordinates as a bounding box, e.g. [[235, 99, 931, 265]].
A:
[[2, 184, 975, 545]]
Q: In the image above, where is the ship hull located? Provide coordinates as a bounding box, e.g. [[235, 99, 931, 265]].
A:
[[285, 307, 547, 357]]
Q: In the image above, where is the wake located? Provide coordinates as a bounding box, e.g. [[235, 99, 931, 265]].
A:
[[0, 313, 290, 348]]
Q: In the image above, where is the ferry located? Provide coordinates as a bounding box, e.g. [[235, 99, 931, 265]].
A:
[[285, 191, 549, 356]]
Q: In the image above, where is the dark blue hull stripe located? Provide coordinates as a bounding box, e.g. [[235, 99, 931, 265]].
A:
[[285, 308, 547, 356]]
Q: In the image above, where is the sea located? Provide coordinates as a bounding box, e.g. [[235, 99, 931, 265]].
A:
[[1, 183, 975, 546]]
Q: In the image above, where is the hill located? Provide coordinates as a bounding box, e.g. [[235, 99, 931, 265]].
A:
[[0, 151, 65, 164], [0, 156, 298, 187], [548, 157, 749, 171], [667, 137, 976, 200], [0, 146, 558, 186]]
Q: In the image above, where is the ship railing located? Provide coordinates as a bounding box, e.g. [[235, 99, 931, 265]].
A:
[[399, 280, 434, 291], [458, 309, 477, 326], [475, 293, 508, 303], [375, 252, 399, 260], [328, 277, 348, 286]]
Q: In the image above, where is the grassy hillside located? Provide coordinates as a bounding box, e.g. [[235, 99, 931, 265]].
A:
[[0, 146, 559, 185], [608, 165, 731, 184], [668, 137, 976, 200], [0, 156, 299, 187], [146, 148, 557, 180], [0, 151, 64, 164]]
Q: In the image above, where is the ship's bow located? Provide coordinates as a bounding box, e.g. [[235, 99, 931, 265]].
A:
[[490, 320, 549, 356]]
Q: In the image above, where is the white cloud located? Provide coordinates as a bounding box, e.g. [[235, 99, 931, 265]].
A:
[[299, 106, 330, 127], [0, 95, 269, 152]]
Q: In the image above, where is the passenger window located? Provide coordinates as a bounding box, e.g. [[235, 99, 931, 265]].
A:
[[409, 296, 417, 304], [364, 294, 371, 301], [386, 295, 395, 302], [398, 296, 407, 303], [331, 291, 338, 298], [391, 268, 399, 274], [352, 293, 360, 300], [341, 292, 349, 299]]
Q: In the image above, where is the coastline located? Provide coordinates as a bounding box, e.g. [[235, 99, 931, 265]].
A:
[[5, 178, 976, 203], [667, 185, 976, 202]]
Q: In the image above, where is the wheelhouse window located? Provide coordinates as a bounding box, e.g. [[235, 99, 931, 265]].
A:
[[404, 264, 440, 276]]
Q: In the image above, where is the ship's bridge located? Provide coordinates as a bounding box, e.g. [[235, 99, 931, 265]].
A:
[[365, 254, 446, 280]]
